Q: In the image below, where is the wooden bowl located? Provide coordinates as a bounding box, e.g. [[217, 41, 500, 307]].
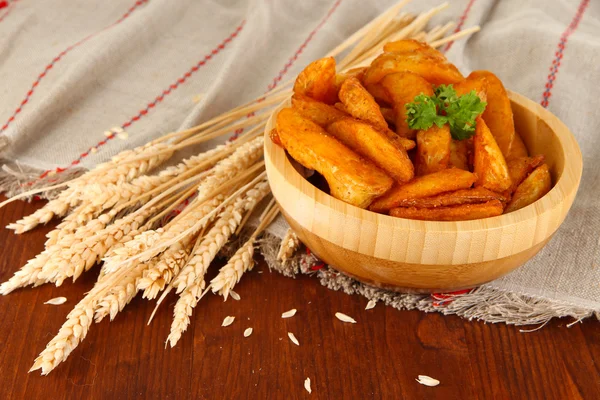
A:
[[264, 91, 582, 292]]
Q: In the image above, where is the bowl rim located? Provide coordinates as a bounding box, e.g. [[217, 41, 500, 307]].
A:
[[264, 90, 583, 234]]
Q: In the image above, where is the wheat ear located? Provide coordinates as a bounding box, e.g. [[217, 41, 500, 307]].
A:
[[277, 228, 300, 264]]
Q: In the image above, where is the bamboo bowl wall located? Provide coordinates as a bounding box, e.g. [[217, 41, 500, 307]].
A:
[[264, 91, 582, 292]]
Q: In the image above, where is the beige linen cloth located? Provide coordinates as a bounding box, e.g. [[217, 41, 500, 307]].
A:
[[1, 0, 598, 324]]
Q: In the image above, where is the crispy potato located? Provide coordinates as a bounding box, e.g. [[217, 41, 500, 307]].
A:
[[291, 94, 347, 127], [382, 39, 446, 61], [380, 107, 395, 125], [363, 51, 463, 86], [334, 67, 367, 91], [449, 139, 470, 170], [293, 57, 338, 104], [394, 187, 507, 208], [269, 128, 282, 146], [327, 118, 414, 183], [473, 117, 512, 192], [507, 132, 529, 160], [338, 77, 389, 132], [468, 71, 515, 157], [364, 82, 392, 104], [454, 76, 488, 102], [505, 164, 551, 213], [415, 124, 451, 176], [276, 108, 393, 208], [369, 168, 477, 212], [507, 155, 545, 193], [381, 72, 434, 138], [390, 200, 504, 221]]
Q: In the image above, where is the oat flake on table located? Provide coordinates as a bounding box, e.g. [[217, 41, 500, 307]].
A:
[[44, 297, 67, 305], [222, 316, 235, 327], [243, 327, 253, 337], [304, 377, 312, 394], [288, 332, 299, 346], [230, 290, 240, 301], [365, 300, 377, 310], [335, 312, 357, 323], [416, 375, 440, 387], [281, 309, 297, 318]]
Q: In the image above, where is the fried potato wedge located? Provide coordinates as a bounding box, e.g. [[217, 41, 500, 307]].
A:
[[473, 117, 512, 192], [415, 124, 451, 176], [364, 82, 392, 104], [364, 51, 463, 86], [394, 187, 508, 208], [369, 168, 477, 212], [382, 39, 446, 61], [291, 94, 347, 127], [269, 128, 282, 146], [380, 107, 395, 125], [381, 72, 434, 138], [449, 139, 470, 170], [334, 67, 367, 91], [468, 71, 515, 157], [454, 76, 488, 102], [507, 155, 545, 193], [293, 57, 338, 104], [276, 108, 393, 208], [507, 132, 529, 160], [327, 118, 414, 183], [390, 200, 504, 221], [505, 164, 551, 213], [338, 77, 389, 132]]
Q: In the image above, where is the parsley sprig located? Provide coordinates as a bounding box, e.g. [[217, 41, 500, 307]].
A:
[[405, 84, 487, 140]]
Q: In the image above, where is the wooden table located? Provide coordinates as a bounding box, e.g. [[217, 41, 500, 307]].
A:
[[0, 198, 598, 399]]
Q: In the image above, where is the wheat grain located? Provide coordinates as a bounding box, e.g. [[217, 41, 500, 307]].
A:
[[277, 228, 300, 264], [210, 238, 256, 300], [166, 282, 205, 348], [94, 261, 152, 323]]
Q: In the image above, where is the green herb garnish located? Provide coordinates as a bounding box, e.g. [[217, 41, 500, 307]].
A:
[[405, 84, 487, 140]]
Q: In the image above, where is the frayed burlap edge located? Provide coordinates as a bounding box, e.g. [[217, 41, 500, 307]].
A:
[[0, 159, 85, 199], [258, 233, 600, 327]]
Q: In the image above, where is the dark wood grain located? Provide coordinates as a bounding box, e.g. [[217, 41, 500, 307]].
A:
[[0, 197, 598, 400]]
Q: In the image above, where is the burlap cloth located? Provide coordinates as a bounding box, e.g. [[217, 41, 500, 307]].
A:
[[1, 0, 598, 324]]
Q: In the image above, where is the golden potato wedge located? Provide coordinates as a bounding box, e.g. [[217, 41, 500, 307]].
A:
[[415, 124, 451, 176], [390, 200, 504, 221], [453, 76, 488, 102], [507, 132, 529, 160], [449, 139, 470, 170], [276, 108, 393, 208], [382, 39, 446, 61], [364, 82, 392, 104], [468, 71, 515, 157], [293, 57, 338, 104], [364, 51, 463, 86], [269, 128, 282, 147], [338, 77, 389, 132], [473, 117, 512, 193], [394, 187, 508, 208], [380, 107, 395, 125], [381, 71, 434, 138], [291, 94, 347, 127], [369, 168, 477, 212], [505, 164, 551, 213], [507, 155, 545, 193], [327, 118, 414, 183], [334, 67, 367, 91]]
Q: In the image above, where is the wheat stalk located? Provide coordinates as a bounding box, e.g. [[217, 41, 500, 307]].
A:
[[277, 228, 300, 264]]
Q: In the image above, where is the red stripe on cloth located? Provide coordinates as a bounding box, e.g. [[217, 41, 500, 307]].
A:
[[267, 0, 343, 91], [0, 0, 17, 23], [0, 0, 149, 133], [228, 0, 342, 141], [443, 0, 477, 52], [27, 21, 246, 184], [540, 0, 589, 108]]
